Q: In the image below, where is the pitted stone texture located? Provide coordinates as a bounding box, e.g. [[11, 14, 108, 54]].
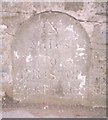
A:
[[33, 2, 65, 12], [2, 2, 33, 13], [88, 44, 106, 106], [66, 2, 107, 23], [11, 11, 90, 103], [1, 23, 14, 98], [91, 23, 107, 45], [86, 2, 106, 23], [65, 2, 83, 12], [1, 2, 33, 22], [95, 2, 106, 16]]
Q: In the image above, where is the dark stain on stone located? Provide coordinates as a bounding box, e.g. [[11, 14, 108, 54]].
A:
[[2, 92, 13, 107], [65, 2, 83, 12], [2, 92, 20, 108]]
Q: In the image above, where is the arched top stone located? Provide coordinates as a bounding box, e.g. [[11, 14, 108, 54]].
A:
[[11, 11, 90, 103]]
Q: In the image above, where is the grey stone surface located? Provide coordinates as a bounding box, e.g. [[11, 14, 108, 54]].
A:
[[65, 2, 83, 11], [1, 2, 107, 108], [12, 11, 90, 104]]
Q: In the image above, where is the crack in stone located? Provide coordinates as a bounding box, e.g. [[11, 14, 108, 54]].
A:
[[77, 19, 107, 23], [0, 10, 107, 23], [0, 10, 32, 14]]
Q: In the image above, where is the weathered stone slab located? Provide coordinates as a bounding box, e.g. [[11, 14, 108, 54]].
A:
[[11, 11, 90, 105]]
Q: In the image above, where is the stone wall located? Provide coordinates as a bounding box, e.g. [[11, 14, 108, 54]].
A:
[[1, 1, 107, 107]]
